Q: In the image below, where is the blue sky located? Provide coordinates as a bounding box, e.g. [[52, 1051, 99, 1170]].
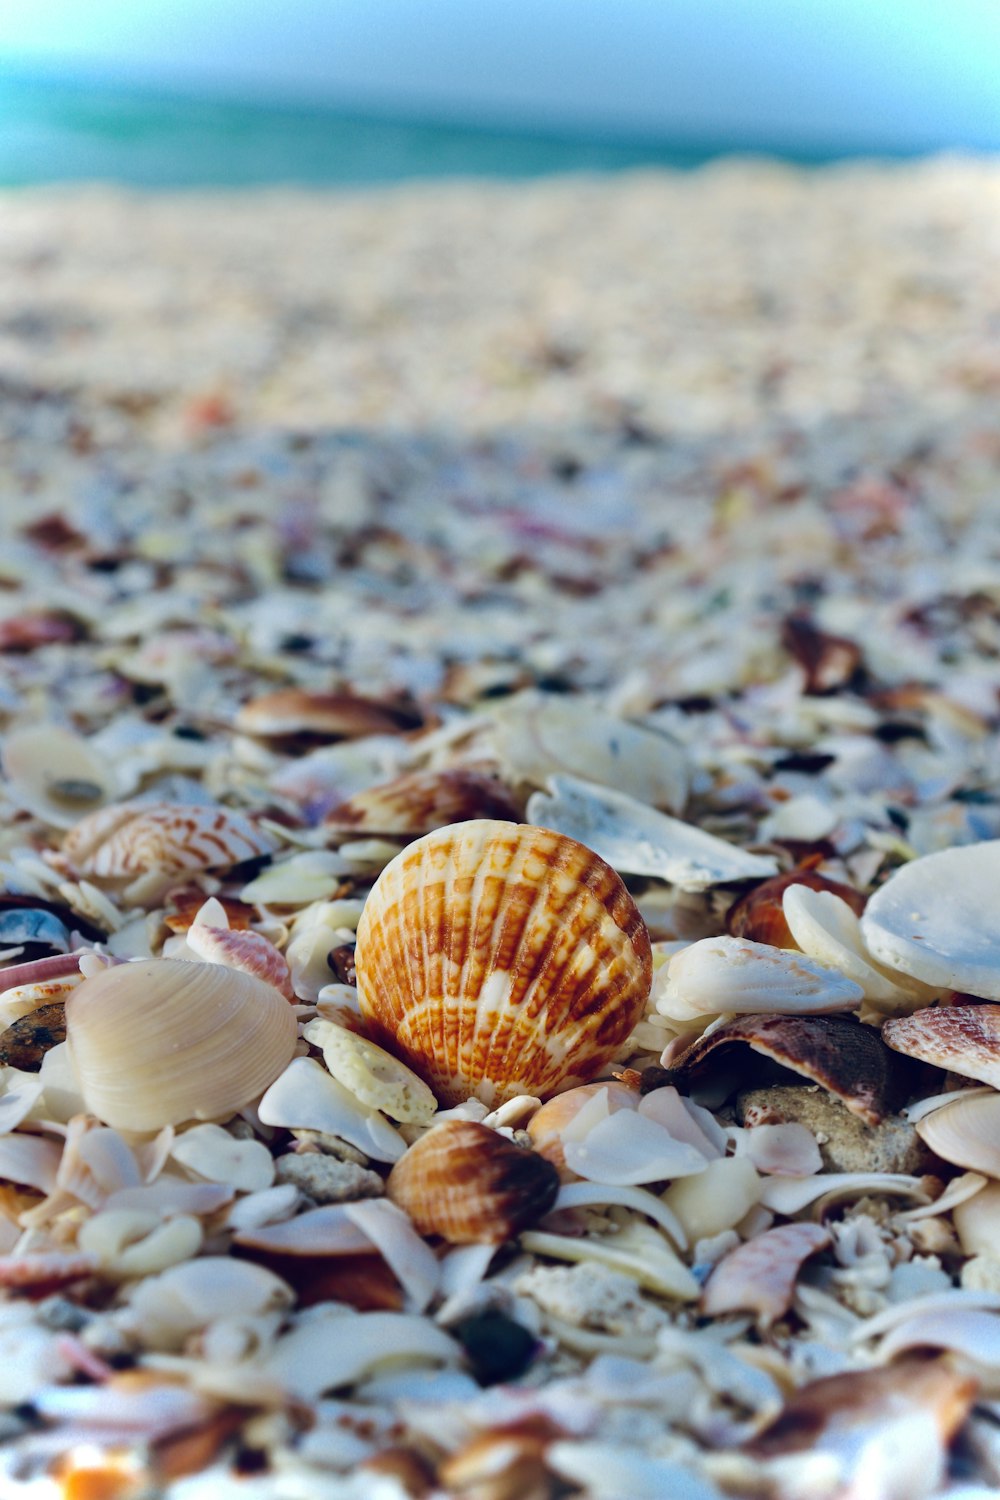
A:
[[1, 0, 999, 150]]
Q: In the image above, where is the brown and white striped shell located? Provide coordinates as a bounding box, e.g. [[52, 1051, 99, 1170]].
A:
[[354, 820, 652, 1108], [324, 767, 521, 837], [387, 1119, 560, 1243], [63, 800, 274, 880]]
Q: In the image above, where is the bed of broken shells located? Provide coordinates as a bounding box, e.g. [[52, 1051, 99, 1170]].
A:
[[2, 161, 1000, 1499]]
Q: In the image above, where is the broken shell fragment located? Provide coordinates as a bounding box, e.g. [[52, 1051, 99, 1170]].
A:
[[701, 1222, 830, 1327], [671, 1013, 912, 1125], [659, 935, 863, 1022], [915, 1091, 1000, 1178], [387, 1120, 560, 1244], [63, 800, 275, 888], [236, 688, 422, 739], [324, 767, 521, 836], [883, 1005, 1000, 1089], [257, 1056, 407, 1162], [1, 724, 119, 829], [65, 958, 297, 1131], [527, 774, 776, 890], [526, 1082, 639, 1179], [726, 863, 865, 948], [302, 1017, 437, 1124], [783, 882, 931, 1009], [354, 819, 652, 1108], [861, 841, 1000, 997]]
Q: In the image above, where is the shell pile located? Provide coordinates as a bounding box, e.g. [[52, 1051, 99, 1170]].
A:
[[3, 162, 1000, 1498]]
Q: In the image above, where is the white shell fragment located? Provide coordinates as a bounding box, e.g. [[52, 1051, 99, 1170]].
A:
[[262, 1309, 461, 1401], [528, 774, 777, 889], [257, 1057, 407, 1162], [861, 841, 1000, 997], [701, 1222, 830, 1326], [302, 1017, 437, 1124], [659, 935, 864, 1021], [561, 1108, 711, 1186], [2, 725, 120, 829], [170, 1123, 276, 1192], [783, 883, 924, 1005]]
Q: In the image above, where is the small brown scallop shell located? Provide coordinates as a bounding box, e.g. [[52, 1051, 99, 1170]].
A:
[[63, 800, 275, 881], [387, 1120, 560, 1244], [669, 1013, 913, 1126], [882, 1005, 1000, 1088], [324, 768, 521, 837], [354, 819, 652, 1108], [727, 863, 866, 949]]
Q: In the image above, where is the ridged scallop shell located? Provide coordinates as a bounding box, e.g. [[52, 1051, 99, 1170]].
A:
[[861, 841, 1000, 997], [185, 923, 293, 1000], [66, 958, 298, 1131], [63, 800, 275, 880], [324, 768, 521, 836], [883, 1004, 1000, 1088], [387, 1120, 560, 1243], [354, 819, 652, 1108]]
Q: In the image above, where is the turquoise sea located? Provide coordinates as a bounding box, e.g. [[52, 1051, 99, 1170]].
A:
[[0, 71, 928, 189]]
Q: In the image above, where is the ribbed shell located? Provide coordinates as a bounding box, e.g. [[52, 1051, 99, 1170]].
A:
[[387, 1120, 560, 1243], [63, 800, 274, 880], [354, 819, 652, 1107], [325, 768, 521, 836]]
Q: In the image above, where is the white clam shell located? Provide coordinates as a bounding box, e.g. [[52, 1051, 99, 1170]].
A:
[[490, 694, 689, 812], [1, 725, 120, 829], [261, 1308, 461, 1401], [915, 1090, 1000, 1178], [528, 774, 777, 890], [861, 841, 1000, 997], [65, 958, 298, 1132], [659, 935, 864, 1021], [782, 884, 924, 1005], [257, 1056, 406, 1162]]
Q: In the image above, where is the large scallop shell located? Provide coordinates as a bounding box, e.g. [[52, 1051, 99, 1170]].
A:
[[861, 842, 1000, 997], [354, 819, 652, 1107], [65, 958, 297, 1131]]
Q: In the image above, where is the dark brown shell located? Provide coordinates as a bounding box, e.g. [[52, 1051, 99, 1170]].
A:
[[781, 614, 863, 695], [668, 1013, 914, 1125], [726, 862, 866, 949], [235, 689, 422, 739], [0, 1002, 67, 1071], [387, 1120, 560, 1244]]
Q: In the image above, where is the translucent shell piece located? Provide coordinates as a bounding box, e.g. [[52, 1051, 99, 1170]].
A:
[[2, 725, 119, 829], [65, 959, 298, 1131], [63, 800, 275, 881], [386, 1120, 560, 1244], [861, 841, 1000, 997], [354, 819, 652, 1108]]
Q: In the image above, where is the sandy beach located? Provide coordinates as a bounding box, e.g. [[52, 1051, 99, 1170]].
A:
[[2, 161, 1000, 1497]]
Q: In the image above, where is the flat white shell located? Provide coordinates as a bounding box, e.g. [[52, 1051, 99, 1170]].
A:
[[861, 842, 1000, 997], [257, 1057, 406, 1163], [782, 884, 916, 1004], [659, 935, 864, 1021], [527, 774, 777, 890]]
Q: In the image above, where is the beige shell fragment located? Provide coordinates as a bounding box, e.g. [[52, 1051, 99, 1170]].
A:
[[528, 774, 777, 890], [65, 958, 297, 1131], [861, 841, 1000, 997], [1, 724, 120, 829], [257, 1056, 407, 1162], [701, 1222, 830, 1326], [782, 883, 928, 1007], [659, 935, 863, 1022], [520, 1219, 699, 1301], [915, 1090, 1000, 1178], [236, 688, 421, 739], [302, 1017, 437, 1124], [354, 819, 652, 1108]]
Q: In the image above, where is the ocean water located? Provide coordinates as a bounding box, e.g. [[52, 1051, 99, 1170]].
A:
[[0, 71, 904, 188]]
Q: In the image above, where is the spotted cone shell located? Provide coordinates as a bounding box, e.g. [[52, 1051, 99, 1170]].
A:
[[354, 819, 652, 1107]]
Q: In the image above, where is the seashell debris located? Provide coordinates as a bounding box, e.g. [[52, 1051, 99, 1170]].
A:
[[65, 957, 297, 1131], [324, 766, 521, 835], [659, 934, 864, 1021], [354, 819, 652, 1107], [387, 1119, 560, 1244], [1, 725, 120, 829], [63, 799, 276, 894], [883, 1005, 1000, 1089], [700, 1222, 831, 1327]]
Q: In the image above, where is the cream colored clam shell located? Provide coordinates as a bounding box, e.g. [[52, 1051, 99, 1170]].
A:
[[354, 819, 652, 1108], [861, 841, 1000, 997], [528, 774, 777, 890], [66, 959, 297, 1132], [659, 935, 863, 1021], [915, 1091, 1000, 1178]]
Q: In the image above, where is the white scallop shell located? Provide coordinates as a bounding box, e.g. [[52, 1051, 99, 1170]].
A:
[[528, 775, 778, 890], [658, 935, 864, 1021], [861, 841, 1000, 997]]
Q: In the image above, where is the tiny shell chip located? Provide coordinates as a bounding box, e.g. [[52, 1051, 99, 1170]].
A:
[[354, 819, 652, 1108], [528, 775, 778, 890], [302, 1017, 438, 1123], [883, 1005, 1000, 1089], [660, 935, 863, 1021], [64, 800, 275, 881], [2, 725, 119, 829], [861, 842, 1000, 997], [324, 768, 521, 836]]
